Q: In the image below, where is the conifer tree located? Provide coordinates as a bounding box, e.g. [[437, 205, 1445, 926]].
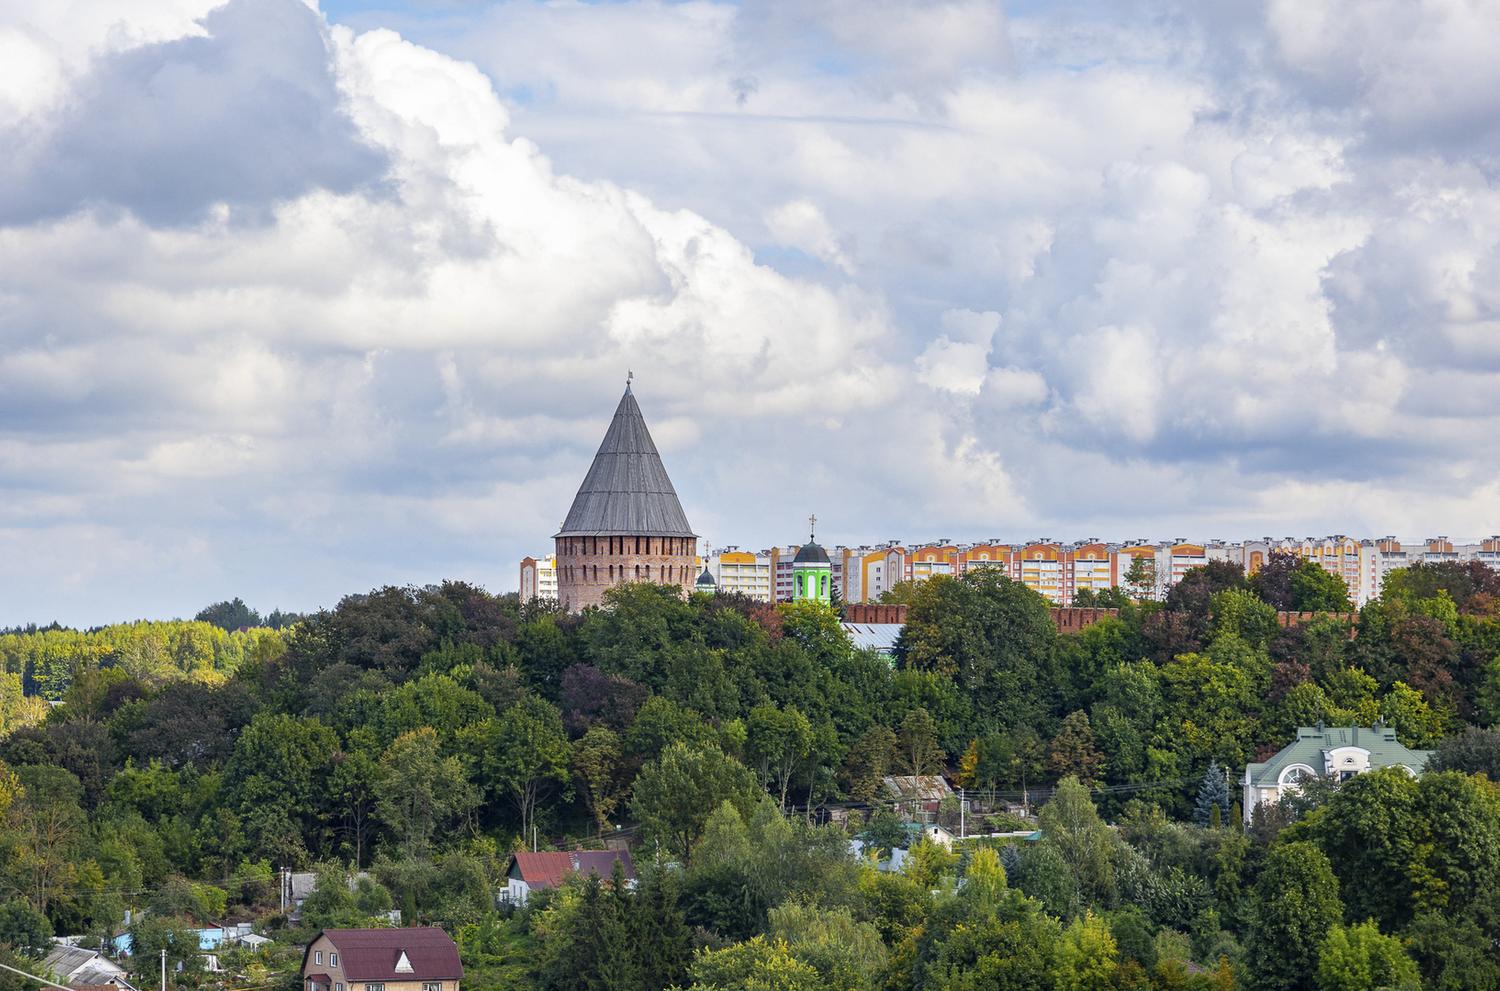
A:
[[632, 864, 692, 991], [1194, 761, 1231, 828]]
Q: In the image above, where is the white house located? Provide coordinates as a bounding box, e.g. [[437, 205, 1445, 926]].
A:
[[1243, 723, 1432, 824]]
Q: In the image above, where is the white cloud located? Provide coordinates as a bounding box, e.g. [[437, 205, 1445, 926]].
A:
[[765, 199, 853, 273], [2, 0, 1499, 622]]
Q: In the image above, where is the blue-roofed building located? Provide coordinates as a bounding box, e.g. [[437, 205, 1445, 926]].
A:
[[1242, 723, 1432, 825]]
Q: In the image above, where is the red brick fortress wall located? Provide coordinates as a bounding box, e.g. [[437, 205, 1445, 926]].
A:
[[841, 603, 1353, 635]]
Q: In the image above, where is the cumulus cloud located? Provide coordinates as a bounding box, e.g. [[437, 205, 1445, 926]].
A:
[[765, 199, 854, 273], [1, 0, 1498, 623], [0, 0, 387, 225]]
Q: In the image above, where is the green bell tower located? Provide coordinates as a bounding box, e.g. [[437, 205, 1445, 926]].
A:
[[791, 515, 832, 605]]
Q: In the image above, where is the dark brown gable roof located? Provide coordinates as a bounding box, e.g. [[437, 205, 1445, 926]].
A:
[[307, 928, 463, 982], [555, 386, 696, 538], [510, 850, 636, 889]]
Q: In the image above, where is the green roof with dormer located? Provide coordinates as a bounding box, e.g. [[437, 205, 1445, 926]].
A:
[[1244, 724, 1431, 788]]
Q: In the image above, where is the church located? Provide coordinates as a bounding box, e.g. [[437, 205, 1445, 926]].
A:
[[553, 381, 699, 610]]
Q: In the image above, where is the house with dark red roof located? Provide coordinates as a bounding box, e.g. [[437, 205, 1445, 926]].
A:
[[502, 850, 636, 906], [301, 928, 462, 991]]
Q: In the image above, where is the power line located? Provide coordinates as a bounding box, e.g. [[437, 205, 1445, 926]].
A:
[[0, 959, 74, 991]]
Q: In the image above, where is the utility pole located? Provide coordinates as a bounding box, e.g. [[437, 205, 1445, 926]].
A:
[[959, 787, 966, 839], [160, 948, 166, 991]]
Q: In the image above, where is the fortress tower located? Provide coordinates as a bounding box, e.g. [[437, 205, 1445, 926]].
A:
[[554, 382, 698, 610]]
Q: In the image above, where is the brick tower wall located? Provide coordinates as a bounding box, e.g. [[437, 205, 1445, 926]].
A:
[[554, 534, 697, 611]]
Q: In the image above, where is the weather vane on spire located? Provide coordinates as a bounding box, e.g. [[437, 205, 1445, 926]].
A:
[[809, 514, 817, 539]]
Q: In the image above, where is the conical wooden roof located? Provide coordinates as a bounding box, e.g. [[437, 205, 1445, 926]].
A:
[[555, 386, 697, 538]]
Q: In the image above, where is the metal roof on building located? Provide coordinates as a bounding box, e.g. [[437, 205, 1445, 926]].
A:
[[556, 386, 696, 538], [841, 622, 902, 654], [1245, 724, 1431, 787]]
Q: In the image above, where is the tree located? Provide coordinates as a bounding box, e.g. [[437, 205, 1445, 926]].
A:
[[768, 902, 887, 991], [895, 570, 1057, 723], [631, 742, 760, 859], [1315, 921, 1420, 991], [1251, 552, 1303, 611], [1290, 565, 1353, 613], [747, 704, 814, 809], [1296, 767, 1500, 930], [1125, 556, 1157, 601], [223, 711, 340, 863], [1053, 911, 1118, 991], [685, 935, 823, 991], [572, 726, 625, 834], [1428, 725, 1500, 777], [195, 597, 263, 631], [9, 765, 84, 916], [374, 727, 477, 858], [0, 900, 51, 958], [1193, 762, 1230, 828], [330, 730, 381, 867], [955, 739, 979, 789], [840, 725, 895, 803], [478, 695, 571, 842], [895, 708, 944, 777], [1049, 711, 1104, 785], [1244, 842, 1342, 991], [633, 864, 692, 991], [1037, 777, 1117, 912], [126, 915, 200, 981]]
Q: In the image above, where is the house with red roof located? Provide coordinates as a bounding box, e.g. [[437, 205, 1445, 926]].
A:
[[301, 928, 462, 991], [502, 850, 636, 906]]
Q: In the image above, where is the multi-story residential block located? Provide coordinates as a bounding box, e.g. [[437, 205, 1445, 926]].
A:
[[840, 543, 901, 604], [527, 528, 1500, 609], [519, 554, 557, 602], [707, 546, 774, 601]]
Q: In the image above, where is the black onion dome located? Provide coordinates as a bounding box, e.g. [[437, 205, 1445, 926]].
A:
[[793, 541, 830, 565]]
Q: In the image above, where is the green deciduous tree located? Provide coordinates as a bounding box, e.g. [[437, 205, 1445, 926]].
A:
[[572, 725, 625, 834], [895, 570, 1057, 724], [374, 727, 476, 859], [1038, 777, 1117, 913], [1053, 911, 1118, 991], [1048, 712, 1104, 785], [1244, 842, 1342, 991], [747, 704, 814, 809], [895, 708, 944, 777], [476, 695, 571, 842], [1315, 921, 1420, 991], [631, 743, 760, 860]]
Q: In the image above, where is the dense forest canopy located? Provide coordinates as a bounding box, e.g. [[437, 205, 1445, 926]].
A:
[[0, 560, 1496, 991]]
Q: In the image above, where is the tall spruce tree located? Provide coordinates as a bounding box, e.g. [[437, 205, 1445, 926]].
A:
[[1194, 761, 1231, 827], [632, 863, 692, 991]]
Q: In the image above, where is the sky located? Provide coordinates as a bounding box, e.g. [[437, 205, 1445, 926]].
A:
[[1, 0, 1498, 625]]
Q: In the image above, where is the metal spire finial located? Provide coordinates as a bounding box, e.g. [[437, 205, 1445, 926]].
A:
[[809, 514, 817, 540]]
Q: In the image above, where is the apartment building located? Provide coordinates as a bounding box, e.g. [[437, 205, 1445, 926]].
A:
[[707, 547, 774, 601], [519, 554, 558, 602], [522, 535, 1500, 608]]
